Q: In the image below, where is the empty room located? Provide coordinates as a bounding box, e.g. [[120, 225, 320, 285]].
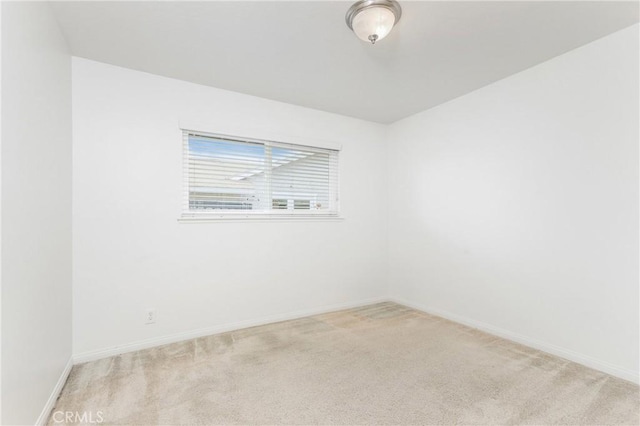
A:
[[1, 0, 638, 424]]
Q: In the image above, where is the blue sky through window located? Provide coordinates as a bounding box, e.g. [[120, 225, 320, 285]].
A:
[[189, 136, 265, 160], [188, 135, 313, 176]]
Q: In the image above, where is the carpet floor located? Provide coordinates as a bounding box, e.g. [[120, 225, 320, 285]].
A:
[[49, 302, 639, 425]]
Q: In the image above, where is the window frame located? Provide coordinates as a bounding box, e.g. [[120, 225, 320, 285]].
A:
[[179, 129, 342, 222]]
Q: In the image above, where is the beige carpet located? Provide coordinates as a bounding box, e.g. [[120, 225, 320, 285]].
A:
[[49, 302, 639, 425]]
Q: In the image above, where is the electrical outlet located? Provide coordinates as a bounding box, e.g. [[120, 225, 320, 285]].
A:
[[145, 308, 157, 325]]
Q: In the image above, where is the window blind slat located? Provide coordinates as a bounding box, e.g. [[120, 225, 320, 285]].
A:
[[183, 131, 339, 215]]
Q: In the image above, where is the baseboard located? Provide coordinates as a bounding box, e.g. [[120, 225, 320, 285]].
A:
[[35, 357, 73, 426], [390, 297, 639, 385], [73, 296, 387, 364], [72, 296, 639, 385]]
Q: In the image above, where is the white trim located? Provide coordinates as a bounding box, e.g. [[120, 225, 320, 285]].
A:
[[73, 296, 386, 364], [390, 297, 640, 385], [35, 357, 73, 426], [178, 215, 344, 223]]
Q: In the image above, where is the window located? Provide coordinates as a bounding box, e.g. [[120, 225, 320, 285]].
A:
[[182, 131, 340, 219]]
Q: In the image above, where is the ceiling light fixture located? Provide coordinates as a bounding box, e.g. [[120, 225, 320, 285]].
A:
[[345, 0, 402, 45]]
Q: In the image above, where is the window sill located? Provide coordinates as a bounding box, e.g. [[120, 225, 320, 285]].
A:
[[178, 214, 344, 223]]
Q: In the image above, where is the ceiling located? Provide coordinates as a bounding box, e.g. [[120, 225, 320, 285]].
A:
[[51, 1, 639, 123]]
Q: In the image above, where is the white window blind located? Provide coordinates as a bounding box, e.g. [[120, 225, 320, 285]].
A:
[[182, 131, 340, 218]]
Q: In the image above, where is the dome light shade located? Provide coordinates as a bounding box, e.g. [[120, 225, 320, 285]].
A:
[[346, 0, 402, 45]]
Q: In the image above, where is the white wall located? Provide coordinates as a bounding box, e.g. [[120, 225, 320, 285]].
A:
[[0, 3, 4, 421], [71, 22, 639, 385], [72, 58, 388, 357], [388, 25, 639, 382], [1, 2, 72, 424]]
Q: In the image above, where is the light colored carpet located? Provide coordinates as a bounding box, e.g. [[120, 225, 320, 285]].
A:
[[49, 302, 639, 425]]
